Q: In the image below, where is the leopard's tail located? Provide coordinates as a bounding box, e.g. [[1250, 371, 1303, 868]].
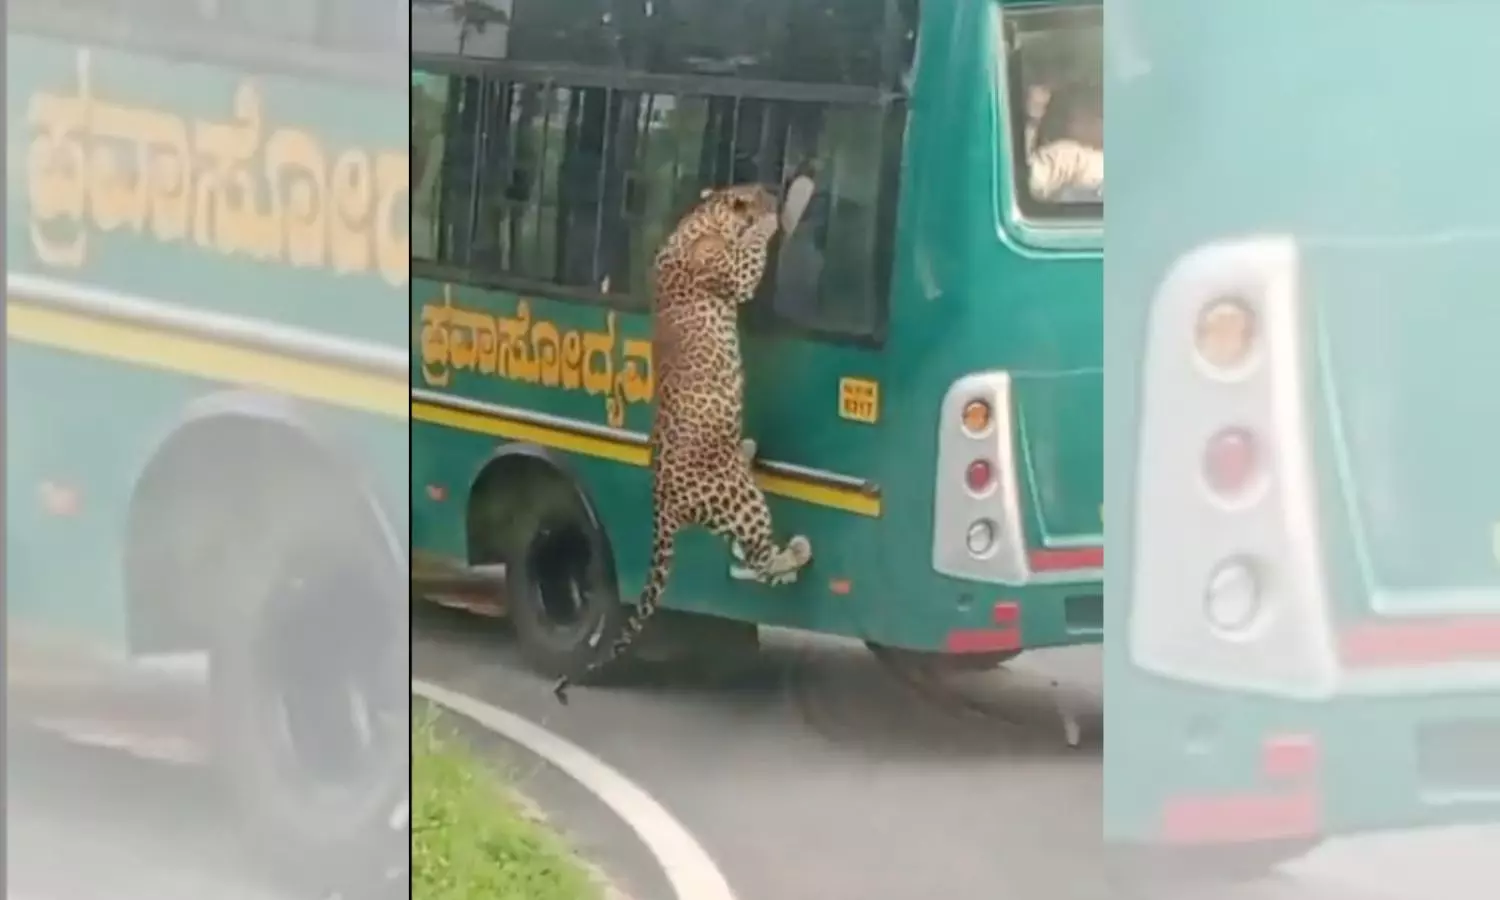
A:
[[552, 524, 677, 704]]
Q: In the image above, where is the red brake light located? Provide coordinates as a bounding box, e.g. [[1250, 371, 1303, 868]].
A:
[[1203, 427, 1258, 498], [965, 459, 994, 493]]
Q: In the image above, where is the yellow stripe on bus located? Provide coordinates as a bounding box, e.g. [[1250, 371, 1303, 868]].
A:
[[412, 401, 882, 518], [10, 300, 881, 517], [410, 401, 650, 467], [8, 301, 409, 419]]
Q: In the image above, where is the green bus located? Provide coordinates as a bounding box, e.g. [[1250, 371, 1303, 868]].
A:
[[6, 0, 409, 890], [1105, 0, 1500, 881], [410, 0, 1104, 680]]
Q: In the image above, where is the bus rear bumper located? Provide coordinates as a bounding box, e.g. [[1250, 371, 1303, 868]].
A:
[[1111, 684, 1500, 854]]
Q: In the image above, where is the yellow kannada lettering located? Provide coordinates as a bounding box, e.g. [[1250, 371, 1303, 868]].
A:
[[26, 49, 409, 285], [418, 285, 654, 427]]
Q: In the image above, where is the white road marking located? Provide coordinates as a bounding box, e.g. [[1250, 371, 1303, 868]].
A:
[[412, 679, 739, 900]]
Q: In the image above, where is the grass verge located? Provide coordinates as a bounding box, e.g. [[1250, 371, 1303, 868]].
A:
[[412, 705, 601, 900]]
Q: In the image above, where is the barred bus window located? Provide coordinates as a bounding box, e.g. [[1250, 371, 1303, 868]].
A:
[[470, 86, 563, 283], [411, 72, 454, 261], [467, 81, 528, 275], [411, 70, 486, 265], [414, 74, 900, 335], [624, 94, 711, 300], [767, 103, 892, 337], [464, 83, 705, 310]]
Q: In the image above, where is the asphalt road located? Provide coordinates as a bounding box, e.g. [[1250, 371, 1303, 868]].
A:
[[414, 604, 1500, 900], [9, 605, 1490, 900], [415, 603, 1111, 900], [6, 729, 291, 900]]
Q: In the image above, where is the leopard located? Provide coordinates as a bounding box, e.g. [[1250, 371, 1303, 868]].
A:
[[552, 183, 813, 703]]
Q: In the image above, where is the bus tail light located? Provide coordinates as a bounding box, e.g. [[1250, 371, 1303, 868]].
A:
[[965, 459, 994, 493], [966, 519, 997, 556], [961, 399, 992, 435], [1204, 557, 1262, 633], [1195, 297, 1257, 371], [1128, 236, 1337, 699], [933, 373, 1032, 584], [1203, 427, 1259, 499]]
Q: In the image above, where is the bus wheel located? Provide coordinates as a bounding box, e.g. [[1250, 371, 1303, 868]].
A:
[[508, 516, 631, 681], [866, 642, 1023, 676], [213, 521, 408, 896]]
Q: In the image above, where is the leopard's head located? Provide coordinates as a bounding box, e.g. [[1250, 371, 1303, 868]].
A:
[[654, 183, 782, 304], [676, 183, 780, 256]]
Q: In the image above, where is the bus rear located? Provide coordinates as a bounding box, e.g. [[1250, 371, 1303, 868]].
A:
[[884, 0, 1104, 664], [1107, 0, 1500, 879]]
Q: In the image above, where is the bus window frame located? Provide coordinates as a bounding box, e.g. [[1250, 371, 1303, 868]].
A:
[[991, 2, 1103, 255], [12, 1, 405, 87], [411, 53, 901, 349]]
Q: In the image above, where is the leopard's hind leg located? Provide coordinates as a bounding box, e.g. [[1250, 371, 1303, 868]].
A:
[[707, 461, 811, 586], [727, 438, 758, 568]]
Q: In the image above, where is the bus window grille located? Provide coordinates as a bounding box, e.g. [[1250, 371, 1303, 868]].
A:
[[589, 88, 620, 291], [529, 85, 558, 282]]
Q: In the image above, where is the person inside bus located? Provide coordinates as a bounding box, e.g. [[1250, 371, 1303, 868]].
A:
[[1024, 83, 1052, 154], [1027, 81, 1103, 203]]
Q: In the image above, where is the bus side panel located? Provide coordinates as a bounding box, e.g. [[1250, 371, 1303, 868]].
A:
[[6, 342, 161, 648], [6, 34, 408, 347]]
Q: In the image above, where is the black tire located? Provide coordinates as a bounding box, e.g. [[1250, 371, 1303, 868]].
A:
[[211, 511, 408, 896], [508, 515, 631, 681], [866, 642, 1023, 676]]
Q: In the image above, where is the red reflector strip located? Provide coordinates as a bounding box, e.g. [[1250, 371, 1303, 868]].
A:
[[1028, 546, 1103, 573], [1339, 616, 1500, 667], [1161, 790, 1321, 844], [945, 628, 1020, 654]]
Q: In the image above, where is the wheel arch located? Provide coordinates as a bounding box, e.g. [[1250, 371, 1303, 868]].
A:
[[124, 389, 406, 654], [464, 443, 619, 598]]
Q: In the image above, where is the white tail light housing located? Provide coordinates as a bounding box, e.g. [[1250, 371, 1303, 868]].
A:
[[933, 372, 1030, 583], [1128, 236, 1339, 699]]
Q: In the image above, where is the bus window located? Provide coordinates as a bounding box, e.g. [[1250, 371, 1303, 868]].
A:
[[1000, 4, 1103, 219], [410, 70, 485, 266], [411, 72, 453, 261], [410, 0, 912, 335], [416, 75, 677, 309], [763, 102, 900, 340]]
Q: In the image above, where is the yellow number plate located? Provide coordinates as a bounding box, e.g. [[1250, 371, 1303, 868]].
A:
[[838, 377, 880, 424]]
